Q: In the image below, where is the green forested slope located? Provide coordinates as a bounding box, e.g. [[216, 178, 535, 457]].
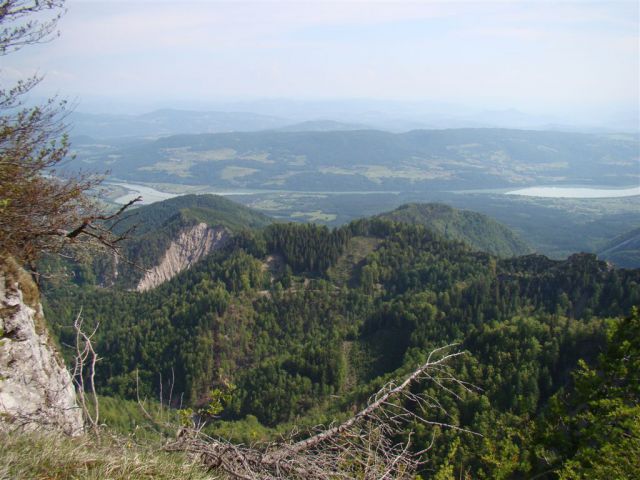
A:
[[376, 202, 531, 257], [116, 194, 273, 286], [42, 211, 640, 478], [112, 193, 274, 236], [44, 194, 274, 288]]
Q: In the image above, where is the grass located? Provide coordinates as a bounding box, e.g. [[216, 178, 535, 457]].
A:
[[327, 236, 382, 286], [0, 430, 213, 480], [0, 394, 214, 479], [139, 160, 195, 178], [220, 166, 258, 181], [290, 210, 337, 222], [318, 165, 448, 183]]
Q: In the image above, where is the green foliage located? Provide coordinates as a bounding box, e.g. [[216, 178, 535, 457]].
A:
[[36, 194, 273, 290], [205, 385, 235, 416], [264, 222, 351, 274], [112, 193, 272, 236], [533, 308, 640, 479], [432, 438, 462, 480], [42, 210, 640, 477], [377, 202, 531, 257]]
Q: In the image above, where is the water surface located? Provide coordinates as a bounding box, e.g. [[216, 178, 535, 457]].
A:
[[109, 182, 179, 205], [506, 186, 640, 198]]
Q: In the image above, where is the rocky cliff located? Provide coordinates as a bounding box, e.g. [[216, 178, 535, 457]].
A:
[[0, 257, 83, 435], [136, 223, 229, 292]]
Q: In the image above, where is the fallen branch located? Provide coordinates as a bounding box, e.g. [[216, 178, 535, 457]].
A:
[[168, 344, 478, 479]]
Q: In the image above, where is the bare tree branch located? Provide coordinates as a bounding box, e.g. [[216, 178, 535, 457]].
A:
[[71, 308, 100, 435], [0, 1, 66, 55], [168, 344, 479, 479]]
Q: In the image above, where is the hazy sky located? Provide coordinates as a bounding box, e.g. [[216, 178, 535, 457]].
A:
[[5, 0, 639, 118]]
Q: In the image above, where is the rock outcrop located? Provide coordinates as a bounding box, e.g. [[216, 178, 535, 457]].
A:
[[136, 223, 229, 292], [0, 257, 83, 436]]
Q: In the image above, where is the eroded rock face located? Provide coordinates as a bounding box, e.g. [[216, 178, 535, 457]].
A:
[[136, 223, 229, 292], [0, 258, 83, 436]]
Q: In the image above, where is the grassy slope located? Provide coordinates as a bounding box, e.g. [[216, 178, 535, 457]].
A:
[[0, 394, 214, 479], [326, 236, 382, 286], [598, 226, 640, 268], [0, 431, 211, 480]]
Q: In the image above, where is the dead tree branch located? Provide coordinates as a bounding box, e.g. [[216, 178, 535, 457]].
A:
[[167, 344, 478, 479], [71, 308, 100, 435]]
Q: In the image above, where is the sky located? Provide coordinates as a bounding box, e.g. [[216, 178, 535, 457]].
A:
[[4, 0, 639, 123]]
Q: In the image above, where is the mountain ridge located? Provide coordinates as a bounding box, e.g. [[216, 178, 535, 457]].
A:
[[115, 197, 530, 288], [72, 128, 639, 192], [376, 202, 531, 257]]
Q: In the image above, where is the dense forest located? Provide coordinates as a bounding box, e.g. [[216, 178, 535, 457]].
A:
[[41, 200, 640, 479], [2, 0, 637, 477], [375, 202, 531, 257]]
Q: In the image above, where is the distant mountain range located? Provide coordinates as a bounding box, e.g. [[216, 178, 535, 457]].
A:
[[68, 105, 640, 141], [275, 120, 371, 132], [68, 110, 290, 139], [70, 127, 639, 192]]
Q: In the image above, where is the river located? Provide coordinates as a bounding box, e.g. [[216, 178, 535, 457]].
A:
[[109, 182, 180, 205]]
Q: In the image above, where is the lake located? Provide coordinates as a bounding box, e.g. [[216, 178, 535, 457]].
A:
[[505, 186, 640, 199]]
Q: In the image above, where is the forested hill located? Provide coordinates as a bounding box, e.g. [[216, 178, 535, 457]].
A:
[[64, 196, 531, 288], [376, 202, 531, 257], [112, 194, 273, 236], [50, 194, 274, 289], [43, 212, 640, 478]]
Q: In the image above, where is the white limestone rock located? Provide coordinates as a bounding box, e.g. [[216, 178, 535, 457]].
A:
[[136, 223, 229, 292], [0, 258, 83, 436]]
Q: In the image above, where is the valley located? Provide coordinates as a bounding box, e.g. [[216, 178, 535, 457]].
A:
[[38, 194, 640, 479], [43, 117, 639, 476], [68, 119, 639, 268], [6, 112, 640, 478], [102, 176, 640, 268], [72, 128, 639, 193], [2, 1, 639, 478]]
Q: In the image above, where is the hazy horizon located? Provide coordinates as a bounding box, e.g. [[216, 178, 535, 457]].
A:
[[6, 0, 638, 130]]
